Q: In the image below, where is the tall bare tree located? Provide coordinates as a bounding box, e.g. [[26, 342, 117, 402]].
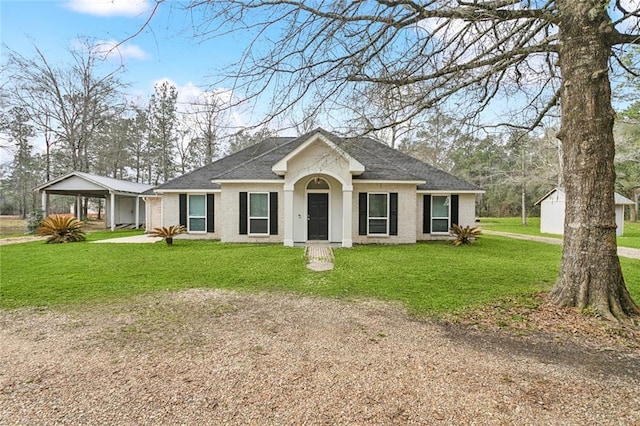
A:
[[187, 92, 225, 165], [92, 112, 135, 179], [6, 42, 125, 173], [226, 127, 277, 154], [344, 81, 422, 148], [174, 125, 199, 174], [5, 42, 126, 217], [183, 0, 640, 320], [399, 109, 463, 170]]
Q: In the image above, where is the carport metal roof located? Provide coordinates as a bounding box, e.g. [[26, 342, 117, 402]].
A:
[[35, 171, 153, 230], [34, 171, 152, 197]]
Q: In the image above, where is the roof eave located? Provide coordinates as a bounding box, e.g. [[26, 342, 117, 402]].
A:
[[33, 171, 81, 192], [211, 179, 285, 185], [154, 188, 222, 194], [357, 179, 426, 185], [417, 189, 485, 194]]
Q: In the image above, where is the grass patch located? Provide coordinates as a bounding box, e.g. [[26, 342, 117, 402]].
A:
[[0, 240, 307, 308], [0, 216, 27, 236], [480, 217, 640, 248], [1, 235, 638, 315], [479, 217, 559, 238], [84, 229, 145, 241], [618, 221, 640, 249], [322, 236, 560, 313], [0, 216, 119, 239]]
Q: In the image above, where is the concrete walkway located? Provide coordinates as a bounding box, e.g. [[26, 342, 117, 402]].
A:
[[0, 235, 46, 246], [305, 243, 334, 271], [92, 234, 162, 244], [482, 229, 640, 260]]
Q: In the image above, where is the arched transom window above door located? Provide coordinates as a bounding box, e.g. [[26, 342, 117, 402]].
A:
[[306, 177, 329, 190]]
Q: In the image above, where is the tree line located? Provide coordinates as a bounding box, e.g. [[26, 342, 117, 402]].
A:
[[0, 42, 274, 217], [1, 42, 638, 222]]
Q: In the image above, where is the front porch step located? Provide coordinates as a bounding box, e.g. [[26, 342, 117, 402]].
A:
[[114, 223, 137, 230], [305, 244, 334, 271]]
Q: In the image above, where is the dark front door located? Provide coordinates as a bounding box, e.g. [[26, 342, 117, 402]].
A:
[[307, 193, 329, 240]]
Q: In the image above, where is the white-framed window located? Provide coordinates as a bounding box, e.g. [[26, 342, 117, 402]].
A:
[[188, 194, 206, 232], [249, 192, 269, 235], [368, 193, 389, 235], [432, 195, 450, 233]]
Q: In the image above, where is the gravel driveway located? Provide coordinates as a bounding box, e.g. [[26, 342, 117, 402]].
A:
[[1, 289, 639, 424]]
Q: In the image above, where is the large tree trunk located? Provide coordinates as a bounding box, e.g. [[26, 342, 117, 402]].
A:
[[551, 0, 640, 321]]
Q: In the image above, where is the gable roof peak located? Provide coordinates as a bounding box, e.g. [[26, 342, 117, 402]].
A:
[[270, 129, 365, 176]]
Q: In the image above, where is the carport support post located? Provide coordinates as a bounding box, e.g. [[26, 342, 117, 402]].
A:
[[110, 191, 115, 231], [342, 187, 353, 248], [135, 195, 140, 229], [41, 190, 47, 217], [284, 188, 294, 247]]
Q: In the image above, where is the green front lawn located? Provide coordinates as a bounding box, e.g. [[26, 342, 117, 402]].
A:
[[1, 235, 638, 314], [480, 217, 640, 249], [479, 217, 554, 237], [619, 221, 640, 249]]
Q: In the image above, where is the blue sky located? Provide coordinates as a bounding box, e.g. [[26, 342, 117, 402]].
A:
[[1, 0, 241, 103]]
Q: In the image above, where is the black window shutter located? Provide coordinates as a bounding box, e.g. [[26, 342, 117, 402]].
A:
[[206, 194, 215, 232], [179, 194, 187, 227], [450, 195, 459, 227], [423, 195, 431, 234], [389, 192, 398, 236], [358, 192, 368, 235], [269, 192, 278, 235], [239, 192, 248, 235]]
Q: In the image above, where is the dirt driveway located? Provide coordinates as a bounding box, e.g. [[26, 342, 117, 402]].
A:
[[481, 229, 640, 259], [1, 289, 639, 425]]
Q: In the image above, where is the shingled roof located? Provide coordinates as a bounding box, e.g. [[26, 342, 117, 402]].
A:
[[152, 129, 480, 192], [153, 137, 293, 190]]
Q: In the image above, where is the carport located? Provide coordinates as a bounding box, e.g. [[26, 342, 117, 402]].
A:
[[35, 171, 153, 231]]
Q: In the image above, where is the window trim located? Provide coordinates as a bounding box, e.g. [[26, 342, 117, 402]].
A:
[[248, 192, 270, 236], [431, 195, 450, 234], [367, 192, 389, 236], [187, 194, 207, 233]]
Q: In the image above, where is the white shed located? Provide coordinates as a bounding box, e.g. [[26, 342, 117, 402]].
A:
[[535, 187, 635, 236], [35, 172, 153, 231]]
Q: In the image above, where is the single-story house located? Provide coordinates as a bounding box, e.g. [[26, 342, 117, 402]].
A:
[[535, 187, 635, 236], [35, 171, 153, 230], [143, 128, 483, 247]]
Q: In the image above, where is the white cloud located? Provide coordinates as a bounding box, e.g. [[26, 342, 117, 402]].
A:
[[65, 0, 151, 17], [613, 0, 640, 32], [151, 78, 231, 111], [150, 78, 247, 131], [93, 39, 150, 61]]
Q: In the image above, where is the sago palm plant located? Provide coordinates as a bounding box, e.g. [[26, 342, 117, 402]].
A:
[[148, 225, 186, 246], [37, 214, 86, 244], [450, 224, 481, 246]]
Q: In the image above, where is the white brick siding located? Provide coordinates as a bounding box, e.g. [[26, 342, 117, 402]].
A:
[[352, 183, 417, 244], [457, 194, 477, 227], [144, 197, 162, 232], [160, 192, 221, 239], [162, 193, 180, 227], [219, 183, 284, 243], [416, 193, 478, 241]]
